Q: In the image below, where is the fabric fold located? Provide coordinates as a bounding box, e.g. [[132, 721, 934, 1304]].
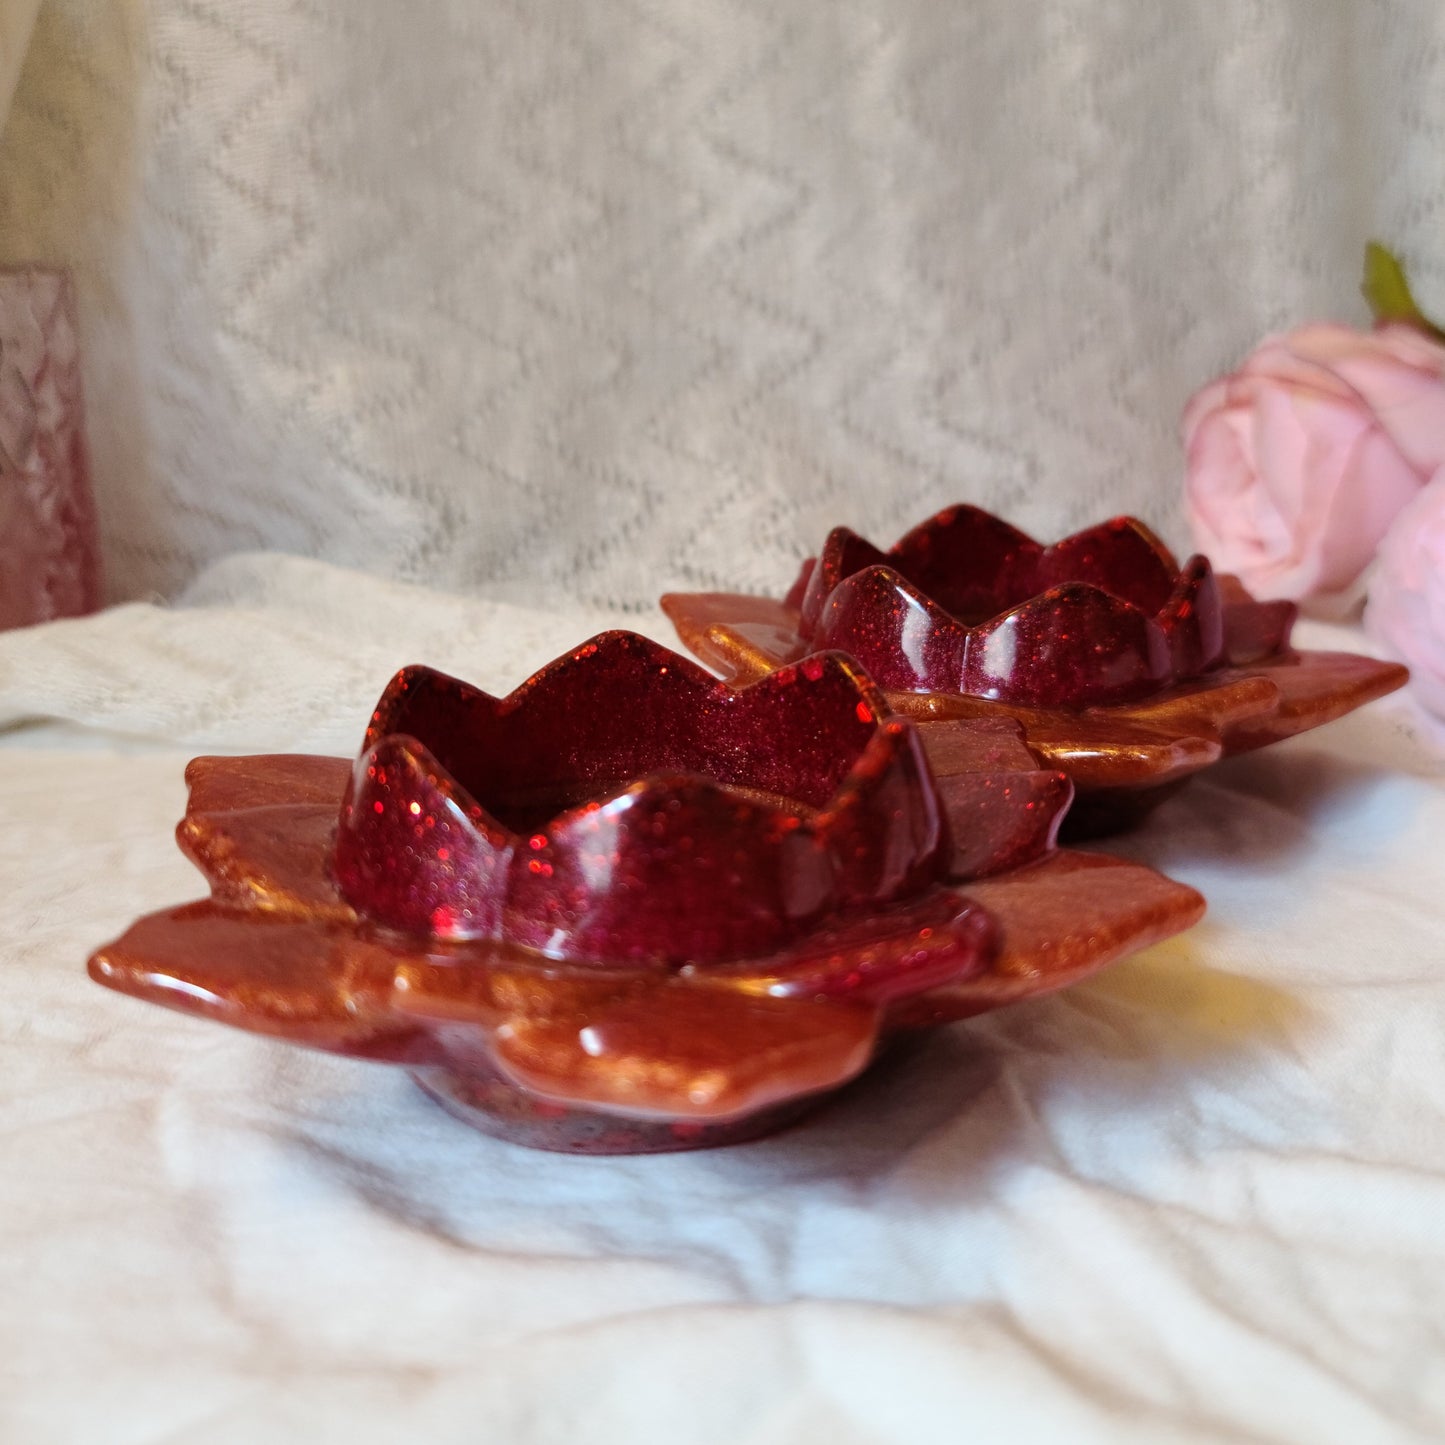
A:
[[0, 552, 670, 750]]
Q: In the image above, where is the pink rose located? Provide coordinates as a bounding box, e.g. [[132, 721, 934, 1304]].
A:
[[1365, 469, 1445, 717], [1183, 323, 1445, 608]]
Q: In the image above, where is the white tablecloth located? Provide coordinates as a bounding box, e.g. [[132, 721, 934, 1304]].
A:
[[1, 556, 1442, 1443]]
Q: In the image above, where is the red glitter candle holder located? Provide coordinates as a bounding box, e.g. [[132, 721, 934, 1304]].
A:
[[89, 632, 1203, 1153], [662, 506, 1407, 834]]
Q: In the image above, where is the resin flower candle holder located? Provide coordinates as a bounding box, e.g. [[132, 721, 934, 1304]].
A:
[[89, 633, 1203, 1153], [662, 506, 1408, 832]]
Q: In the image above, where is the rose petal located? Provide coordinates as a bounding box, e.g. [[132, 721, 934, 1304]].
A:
[[1299, 323, 1445, 477], [1367, 472, 1445, 717], [1185, 323, 1445, 605], [1185, 397, 1264, 569]]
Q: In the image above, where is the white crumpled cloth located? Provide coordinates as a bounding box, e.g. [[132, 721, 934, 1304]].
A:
[[1, 554, 1443, 1444]]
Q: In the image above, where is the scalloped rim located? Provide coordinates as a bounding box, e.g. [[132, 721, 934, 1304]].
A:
[[333, 634, 966, 961], [796, 510, 1228, 708]]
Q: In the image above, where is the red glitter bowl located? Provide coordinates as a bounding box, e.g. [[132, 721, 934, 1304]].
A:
[[662, 506, 1408, 834], [89, 632, 1203, 1153]]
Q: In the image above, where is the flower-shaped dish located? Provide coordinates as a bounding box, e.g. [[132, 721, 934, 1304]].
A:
[[661, 506, 1408, 834], [89, 632, 1203, 1153]]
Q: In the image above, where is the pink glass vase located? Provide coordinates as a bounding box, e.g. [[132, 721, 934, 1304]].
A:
[[0, 267, 100, 630]]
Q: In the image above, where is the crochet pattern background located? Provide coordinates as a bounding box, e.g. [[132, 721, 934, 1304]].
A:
[[0, 1, 1442, 608]]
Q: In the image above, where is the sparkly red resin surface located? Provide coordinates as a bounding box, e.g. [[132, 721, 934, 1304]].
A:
[[333, 638, 953, 965], [663, 506, 1407, 831], [89, 632, 1204, 1153], [792, 510, 1222, 708]]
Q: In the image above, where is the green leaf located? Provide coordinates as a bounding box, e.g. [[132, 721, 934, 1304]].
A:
[[1361, 241, 1445, 341]]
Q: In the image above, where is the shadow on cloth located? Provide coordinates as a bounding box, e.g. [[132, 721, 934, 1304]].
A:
[[1095, 707, 1438, 912], [249, 935, 1304, 1304]]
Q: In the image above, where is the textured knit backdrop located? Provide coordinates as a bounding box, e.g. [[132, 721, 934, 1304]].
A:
[[0, 0, 1443, 608]]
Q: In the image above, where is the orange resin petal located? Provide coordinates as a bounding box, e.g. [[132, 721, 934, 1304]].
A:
[[1222, 651, 1409, 753], [889, 850, 1205, 1025], [185, 753, 352, 811], [488, 985, 879, 1121], [88, 902, 426, 1059], [179, 755, 355, 920]]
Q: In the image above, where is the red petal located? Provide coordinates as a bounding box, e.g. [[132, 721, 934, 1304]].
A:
[[698, 888, 996, 1005], [185, 753, 351, 811], [1222, 651, 1410, 753], [964, 584, 1171, 708], [817, 720, 950, 904], [1034, 516, 1179, 613], [813, 565, 970, 692], [913, 717, 1071, 878], [507, 773, 831, 964], [334, 737, 513, 939], [888, 504, 1041, 625], [345, 642, 948, 965], [1217, 573, 1298, 663], [1157, 556, 1226, 677], [799, 526, 890, 635]]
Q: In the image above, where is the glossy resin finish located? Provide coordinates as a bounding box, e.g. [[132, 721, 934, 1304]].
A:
[[333, 638, 952, 965], [89, 632, 1204, 1153], [792, 510, 1222, 708], [663, 506, 1408, 832]]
